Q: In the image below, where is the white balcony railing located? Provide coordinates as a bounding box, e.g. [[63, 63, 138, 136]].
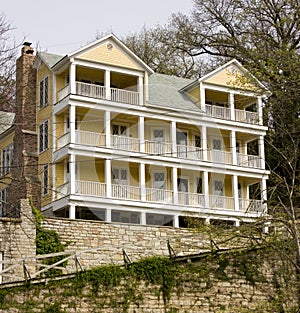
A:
[[146, 188, 173, 203], [206, 104, 260, 125], [208, 149, 232, 165], [56, 181, 263, 213], [178, 192, 205, 207], [58, 84, 70, 101], [111, 135, 139, 152], [111, 88, 139, 105], [144, 140, 172, 156], [176, 145, 203, 160], [76, 82, 106, 99], [237, 153, 261, 168], [75, 130, 105, 147], [57, 132, 70, 149]]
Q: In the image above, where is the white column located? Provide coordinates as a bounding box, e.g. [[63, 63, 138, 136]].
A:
[[69, 104, 76, 144], [231, 130, 237, 165], [140, 212, 146, 225], [201, 126, 208, 161], [257, 96, 263, 125], [140, 163, 146, 201], [258, 135, 265, 169], [105, 70, 111, 100], [235, 220, 240, 227], [203, 171, 209, 208], [172, 167, 178, 205], [70, 62, 76, 94], [52, 114, 56, 202], [144, 73, 149, 102], [171, 121, 177, 157], [200, 82, 206, 112], [105, 159, 112, 197], [139, 116, 145, 153], [69, 204, 76, 219], [232, 175, 239, 211], [173, 216, 179, 228], [106, 209, 112, 223], [104, 111, 111, 148], [229, 92, 235, 120], [261, 178, 268, 213], [52, 73, 57, 104], [138, 76, 144, 105], [69, 153, 76, 195]]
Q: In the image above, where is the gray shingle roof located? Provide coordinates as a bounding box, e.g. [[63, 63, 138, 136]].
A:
[[148, 73, 202, 113], [38, 52, 64, 68]]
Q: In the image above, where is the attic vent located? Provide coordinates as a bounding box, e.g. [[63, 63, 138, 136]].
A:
[[107, 43, 113, 50]]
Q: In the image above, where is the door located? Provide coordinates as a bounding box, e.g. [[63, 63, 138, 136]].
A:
[[153, 129, 165, 155], [178, 178, 189, 205], [112, 168, 128, 198], [194, 135, 202, 159], [213, 180, 224, 208], [153, 172, 165, 201], [176, 131, 188, 158], [112, 124, 128, 149]]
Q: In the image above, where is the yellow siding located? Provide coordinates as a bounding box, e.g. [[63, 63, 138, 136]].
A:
[[56, 162, 64, 188], [129, 163, 139, 187], [206, 65, 258, 91], [79, 40, 140, 70], [186, 86, 200, 103]]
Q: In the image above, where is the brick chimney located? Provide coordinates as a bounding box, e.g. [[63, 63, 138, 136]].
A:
[[7, 42, 41, 216]]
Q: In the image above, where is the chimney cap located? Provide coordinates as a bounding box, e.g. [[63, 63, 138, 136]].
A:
[[23, 42, 32, 47]]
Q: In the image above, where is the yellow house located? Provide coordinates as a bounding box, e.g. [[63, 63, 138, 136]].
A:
[[0, 34, 270, 227]]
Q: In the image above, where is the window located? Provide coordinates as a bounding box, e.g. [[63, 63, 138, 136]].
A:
[[1, 143, 13, 176], [0, 188, 7, 217], [39, 76, 49, 108], [43, 164, 49, 195], [39, 120, 49, 153]]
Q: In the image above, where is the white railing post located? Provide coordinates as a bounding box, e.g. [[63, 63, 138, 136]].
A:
[[171, 121, 177, 157], [232, 175, 239, 211], [203, 171, 209, 208], [105, 111, 111, 148], [138, 76, 143, 105], [139, 116, 145, 153], [231, 130, 237, 165], [69, 104, 76, 144], [201, 126, 208, 161], [200, 83, 206, 112], [258, 135, 265, 169], [70, 62, 76, 94], [172, 167, 178, 205], [105, 159, 111, 198], [105, 70, 111, 100], [229, 92, 235, 120], [257, 96, 263, 125]]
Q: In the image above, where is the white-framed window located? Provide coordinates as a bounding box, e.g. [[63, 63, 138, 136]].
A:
[[1, 143, 13, 176], [39, 120, 49, 153], [42, 164, 49, 195], [39, 76, 49, 108], [0, 188, 7, 217]]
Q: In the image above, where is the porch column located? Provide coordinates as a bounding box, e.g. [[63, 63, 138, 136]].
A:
[[69, 153, 76, 195], [140, 163, 146, 201], [104, 110, 111, 148], [257, 96, 263, 125], [52, 114, 56, 202], [144, 73, 149, 102], [172, 167, 178, 205], [229, 92, 235, 120], [173, 215, 179, 228], [231, 130, 237, 165], [69, 204, 76, 219], [70, 62, 76, 94], [105, 159, 112, 197], [232, 175, 239, 211], [203, 171, 209, 208], [171, 121, 177, 157], [105, 70, 111, 100], [258, 135, 265, 169], [261, 178, 268, 213], [201, 126, 208, 161], [200, 82, 206, 112], [138, 76, 144, 105], [106, 209, 112, 223], [140, 212, 146, 225], [139, 116, 145, 153], [69, 104, 76, 144]]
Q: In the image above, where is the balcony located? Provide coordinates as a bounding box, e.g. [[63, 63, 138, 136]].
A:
[[206, 104, 260, 125], [56, 130, 262, 169], [57, 82, 140, 105], [56, 180, 264, 213]]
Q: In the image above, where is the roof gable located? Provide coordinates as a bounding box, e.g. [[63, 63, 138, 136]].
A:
[[200, 59, 268, 93], [70, 35, 153, 73]]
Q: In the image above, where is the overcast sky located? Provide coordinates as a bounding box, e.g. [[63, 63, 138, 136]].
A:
[[2, 0, 194, 56]]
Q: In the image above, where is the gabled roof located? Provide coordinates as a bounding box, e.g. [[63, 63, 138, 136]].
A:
[[36, 52, 64, 70], [0, 112, 15, 135], [148, 73, 203, 113], [68, 34, 154, 74]]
